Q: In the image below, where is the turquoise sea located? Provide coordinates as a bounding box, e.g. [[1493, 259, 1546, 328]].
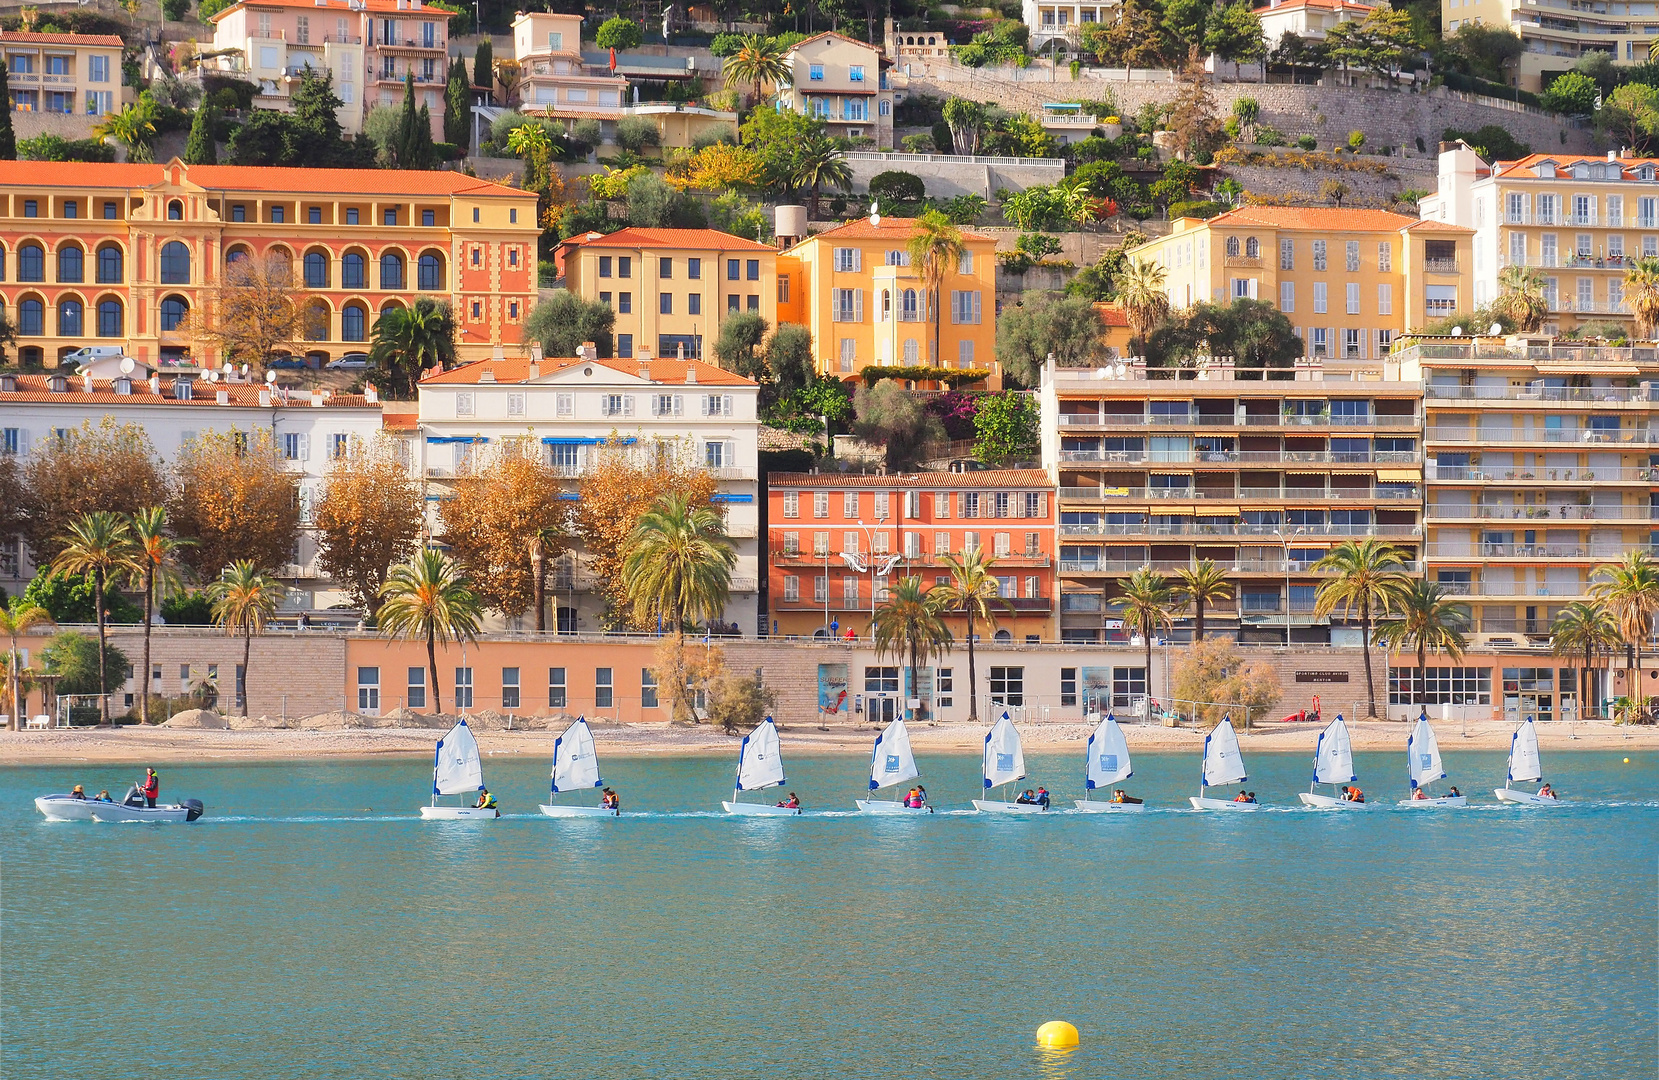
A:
[[3, 747, 1655, 1079]]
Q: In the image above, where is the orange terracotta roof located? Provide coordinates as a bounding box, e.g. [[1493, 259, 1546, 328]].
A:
[[1492, 153, 1659, 180], [576, 227, 776, 251], [1199, 206, 1422, 232], [785, 30, 877, 54], [1252, 0, 1373, 12], [796, 216, 994, 245], [0, 160, 532, 198], [382, 413, 420, 430], [210, 0, 457, 20], [0, 30, 125, 46], [1093, 302, 1130, 328], [1405, 219, 1476, 233], [770, 470, 1052, 490], [0, 374, 373, 407], [420, 355, 755, 386]]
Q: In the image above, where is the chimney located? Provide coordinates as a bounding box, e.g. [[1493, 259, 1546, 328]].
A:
[[527, 363, 540, 379], [149, 374, 161, 395], [686, 366, 697, 384], [1610, 150, 1618, 161], [216, 389, 230, 405], [480, 370, 497, 382], [492, 342, 505, 362], [364, 385, 379, 404], [82, 371, 94, 392], [259, 389, 273, 406], [638, 362, 651, 379], [311, 391, 325, 408]]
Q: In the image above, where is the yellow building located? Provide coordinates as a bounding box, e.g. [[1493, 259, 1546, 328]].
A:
[[776, 32, 895, 147], [1132, 206, 1474, 359], [562, 227, 777, 361], [776, 214, 998, 379], [1441, 0, 1647, 92], [2, 30, 130, 122]]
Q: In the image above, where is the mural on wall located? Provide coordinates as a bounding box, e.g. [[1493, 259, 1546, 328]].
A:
[[819, 663, 849, 718]]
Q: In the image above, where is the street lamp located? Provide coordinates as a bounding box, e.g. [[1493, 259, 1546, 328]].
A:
[[1273, 527, 1305, 646]]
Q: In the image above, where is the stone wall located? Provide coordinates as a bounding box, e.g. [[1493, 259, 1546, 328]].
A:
[[1220, 158, 1441, 207], [14, 111, 101, 143], [845, 151, 1066, 199]]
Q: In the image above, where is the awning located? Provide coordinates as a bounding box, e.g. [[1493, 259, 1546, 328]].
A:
[[1534, 361, 1642, 376], [555, 493, 580, 501], [541, 435, 638, 446], [1376, 469, 1420, 481], [426, 435, 488, 445], [711, 493, 753, 503]]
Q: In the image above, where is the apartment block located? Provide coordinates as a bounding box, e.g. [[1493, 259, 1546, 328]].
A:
[[1021, 0, 1110, 49], [776, 214, 998, 378], [1254, 0, 1377, 44], [1132, 206, 1474, 362], [776, 32, 895, 146], [1038, 355, 1423, 645], [1441, 0, 1653, 91], [767, 471, 1058, 648], [2, 31, 129, 122], [561, 228, 777, 362], [0, 159, 538, 369], [1422, 144, 1659, 336]]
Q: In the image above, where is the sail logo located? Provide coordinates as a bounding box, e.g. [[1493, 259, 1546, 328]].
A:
[[1418, 753, 1433, 768], [996, 753, 1014, 771], [884, 754, 900, 771], [1099, 753, 1119, 771]]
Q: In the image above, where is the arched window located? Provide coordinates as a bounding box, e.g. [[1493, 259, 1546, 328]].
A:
[[879, 100, 890, 117], [900, 288, 919, 321], [380, 301, 402, 316], [0, 243, 8, 281], [305, 301, 330, 341], [19, 298, 43, 335], [57, 245, 83, 283], [342, 303, 367, 342], [903, 338, 919, 363], [380, 252, 404, 290], [304, 250, 329, 289], [160, 295, 189, 332], [881, 288, 891, 320], [226, 246, 249, 266], [1225, 236, 1240, 257], [342, 252, 366, 289], [96, 245, 123, 284], [19, 243, 44, 282], [1245, 236, 1260, 258], [97, 298, 122, 338], [58, 298, 82, 337], [993, 629, 1012, 642], [417, 252, 442, 290], [167, 199, 183, 220], [160, 241, 190, 284]]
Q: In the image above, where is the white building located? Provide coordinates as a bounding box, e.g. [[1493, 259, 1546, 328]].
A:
[[1254, 0, 1376, 45], [0, 370, 384, 609], [407, 349, 763, 635]]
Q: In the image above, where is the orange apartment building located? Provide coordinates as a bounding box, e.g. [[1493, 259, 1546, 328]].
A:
[[0, 159, 539, 368], [766, 471, 1058, 642]]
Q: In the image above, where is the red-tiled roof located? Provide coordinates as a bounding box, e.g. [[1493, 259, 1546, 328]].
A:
[[797, 216, 994, 244], [576, 227, 776, 251], [210, 0, 457, 20], [0, 374, 372, 407], [0, 160, 532, 198], [1093, 302, 1130, 328], [420, 355, 754, 386], [382, 413, 419, 430], [1200, 206, 1422, 231], [1492, 153, 1659, 180], [1252, 0, 1373, 13], [769, 470, 1052, 489], [0, 30, 124, 46], [1405, 219, 1476, 233], [784, 30, 877, 54]]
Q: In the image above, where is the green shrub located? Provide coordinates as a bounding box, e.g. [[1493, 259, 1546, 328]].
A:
[[161, 0, 190, 21], [595, 16, 642, 50], [1231, 97, 1259, 123], [1166, 199, 1226, 219], [870, 169, 926, 204], [1295, 134, 1316, 150], [161, 591, 215, 626], [18, 134, 115, 162], [901, 133, 935, 153]]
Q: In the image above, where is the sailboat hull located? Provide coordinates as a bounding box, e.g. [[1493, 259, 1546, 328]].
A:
[[1299, 792, 1370, 809], [1189, 796, 1260, 811], [419, 806, 500, 819], [538, 804, 617, 817], [972, 799, 1046, 813], [722, 801, 801, 816], [855, 799, 930, 814], [1494, 787, 1563, 806], [1073, 799, 1145, 812], [1397, 795, 1468, 808]]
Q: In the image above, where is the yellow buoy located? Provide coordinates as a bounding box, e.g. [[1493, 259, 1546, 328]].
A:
[[1036, 1021, 1079, 1048], [1624, 757, 1631, 763]]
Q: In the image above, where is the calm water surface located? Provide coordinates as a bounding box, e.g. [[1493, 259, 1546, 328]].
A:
[[3, 745, 1655, 1079]]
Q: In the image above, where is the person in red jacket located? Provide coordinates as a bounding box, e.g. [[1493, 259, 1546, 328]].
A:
[[141, 768, 159, 808]]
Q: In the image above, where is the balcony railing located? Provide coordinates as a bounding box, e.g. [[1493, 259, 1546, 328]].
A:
[[1058, 449, 1422, 465], [1498, 253, 1633, 270], [1426, 504, 1655, 521], [1425, 427, 1656, 444], [1429, 465, 1659, 482], [1058, 557, 1421, 574], [1423, 257, 1460, 274], [1059, 485, 1419, 501], [1440, 581, 1588, 598], [1424, 384, 1654, 403], [1058, 522, 1420, 538], [1057, 413, 1419, 428], [1423, 542, 1643, 559]]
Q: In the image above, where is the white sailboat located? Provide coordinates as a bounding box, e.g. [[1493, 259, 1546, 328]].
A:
[[1189, 716, 1259, 810], [539, 717, 616, 817], [1299, 714, 1368, 809], [722, 716, 800, 815], [972, 711, 1044, 813], [855, 717, 930, 814], [418, 719, 498, 819], [1398, 712, 1467, 807], [1074, 713, 1143, 812], [1494, 719, 1562, 806]]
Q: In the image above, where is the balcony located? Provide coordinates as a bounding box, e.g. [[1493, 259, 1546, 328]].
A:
[[1498, 253, 1633, 270], [1057, 412, 1420, 429], [1423, 542, 1636, 559], [1057, 449, 1423, 465], [1424, 384, 1654, 404], [1059, 485, 1419, 502], [1423, 258, 1460, 274], [1442, 581, 1588, 598], [1425, 426, 1658, 444], [1425, 503, 1655, 521], [378, 37, 447, 52], [1058, 521, 1421, 538], [1429, 465, 1659, 483], [1058, 557, 1422, 575]]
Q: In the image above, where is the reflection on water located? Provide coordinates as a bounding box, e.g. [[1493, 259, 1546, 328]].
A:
[[1, 750, 1654, 1080]]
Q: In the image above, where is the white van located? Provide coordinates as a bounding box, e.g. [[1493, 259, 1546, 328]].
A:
[[63, 346, 127, 366]]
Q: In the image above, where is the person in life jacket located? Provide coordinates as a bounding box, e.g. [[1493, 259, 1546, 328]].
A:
[[601, 787, 619, 811], [1035, 787, 1050, 808], [474, 788, 498, 810], [141, 769, 159, 808]]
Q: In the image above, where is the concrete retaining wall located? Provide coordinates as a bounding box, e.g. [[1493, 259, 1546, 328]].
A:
[[845, 151, 1066, 199]]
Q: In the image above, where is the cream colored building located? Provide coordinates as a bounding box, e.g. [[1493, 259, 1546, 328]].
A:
[[1020, 0, 1109, 50], [1254, 0, 1376, 43], [1441, 0, 1650, 91], [2, 31, 129, 121], [777, 32, 894, 146]]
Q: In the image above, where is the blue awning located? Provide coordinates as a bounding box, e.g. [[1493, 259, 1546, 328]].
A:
[[556, 492, 581, 501], [426, 436, 488, 445], [710, 493, 753, 503], [541, 436, 638, 446]]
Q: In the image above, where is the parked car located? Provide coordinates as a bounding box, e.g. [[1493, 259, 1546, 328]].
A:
[[267, 356, 308, 370], [327, 353, 369, 370]]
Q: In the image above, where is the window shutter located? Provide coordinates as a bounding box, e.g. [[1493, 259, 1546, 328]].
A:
[[623, 395, 635, 417], [1038, 493, 1048, 518], [699, 395, 709, 416], [972, 291, 982, 323], [297, 434, 310, 461], [723, 394, 733, 416], [674, 395, 683, 416], [958, 492, 967, 518], [1248, 278, 1259, 300], [854, 288, 864, 323], [853, 248, 863, 272]]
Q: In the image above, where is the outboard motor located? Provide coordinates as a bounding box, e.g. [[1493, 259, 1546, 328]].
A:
[[182, 799, 205, 822]]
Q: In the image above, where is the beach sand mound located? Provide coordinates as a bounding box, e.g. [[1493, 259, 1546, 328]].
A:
[[161, 708, 228, 729], [227, 714, 299, 730]]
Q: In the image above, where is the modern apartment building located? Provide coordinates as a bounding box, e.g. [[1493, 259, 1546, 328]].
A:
[[766, 471, 1058, 651], [776, 32, 895, 147], [1441, 0, 1653, 91], [1038, 354, 1424, 645], [511, 13, 627, 119], [0, 159, 539, 368], [1421, 144, 1659, 336], [204, 0, 453, 136], [561, 228, 778, 361], [1020, 0, 1110, 50], [1131, 206, 1475, 361], [775, 213, 998, 378], [409, 352, 762, 634], [2, 31, 129, 123]]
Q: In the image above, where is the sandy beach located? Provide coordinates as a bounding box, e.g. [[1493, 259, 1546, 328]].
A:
[[1, 716, 1654, 765]]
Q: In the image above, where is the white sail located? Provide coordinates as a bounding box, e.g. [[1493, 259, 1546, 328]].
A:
[[868, 717, 919, 791], [1507, 719, 1543, 784], [736, 716, 786, 791], [551, 717, 603, 793], [982, 712, 1026, 789], [1201, 717, 1248, 788], [1312, 714, 1356, 786], [433, 720, 484, 795], [1085, 713, 1132, 789], [1407, 714, 1445, 790]]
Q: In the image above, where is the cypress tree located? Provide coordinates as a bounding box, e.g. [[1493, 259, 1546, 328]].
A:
[[183, 103, 218, 164], [0, 63, 16, 160], [444, 55, 470, 149], [395, 71, 420, 167], [473, 38, 493, 102], [416, 103, 436, 168]]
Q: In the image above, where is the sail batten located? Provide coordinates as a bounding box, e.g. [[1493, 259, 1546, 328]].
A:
[[433, 720, 485, 795], [1508, 719, 1543, 784], [1407, 714, 1446, 790], [983, 712, 1026, 789], [736, 716, 787, 791], [1312, 715, 1357, 786], [551, 717, 603, 794], [869, 718, 920, 791], [1084, 714, 1132, 789], [1201, 717, 1248, 788]]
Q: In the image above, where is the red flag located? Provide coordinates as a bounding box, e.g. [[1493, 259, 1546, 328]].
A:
[[609, 47, 617, 71]]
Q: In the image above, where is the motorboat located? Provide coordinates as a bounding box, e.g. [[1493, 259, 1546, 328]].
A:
[[855, 716, 931, 814], [1074, 713, 1144, 812], [1397, 712, 1468, 808], [419, 719, 499, 819], [1298, 715, 1370, 809], [972, 712, 1046, 813], [1190, 716, 1261, 810], [38, 785, 204, 823], [1494, 719, 1564, 806], [540, 718, 618, 817], [723, 717, 801, 815]]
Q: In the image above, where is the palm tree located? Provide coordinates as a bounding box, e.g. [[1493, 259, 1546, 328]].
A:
[[1374, 580, 1470, 711], [377, 549, 483, 716], [1623, 255, 1659, 338], [207, 561, 285, 716], [1494, 264, 1548, 332], [792, 134, 852, 221], [871, 576, 951, 723], [94, 96, 158, 162], [1118, 568, 1175, 720], [1590, 550, 1659, 718], [906, 210, 968, 369], [126, 506, 192, 725], [1312, 538, 1411, 718], [0, 601, 53, 730], [52, 511, 136, 723], [368, 298, 457, 399], [1117, 258, 1169, 348], [1550, 601, 1622, 720], [1174, 558, 1234, 641], [529, 526, 561, 633], [722, 34, 790, 107], [505, 122, 551, 160], [931, 546, 1010, 723]]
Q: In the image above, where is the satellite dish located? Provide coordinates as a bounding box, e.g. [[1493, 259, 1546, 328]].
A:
[[206, 371, 219, 383], [1116, 363, 1127, 377], [119, 357, 135, 375], [266, 371, 277, 384], [1489, 322, 1503, 336], [241, 364, 250, 376], [222, 362, 234, 374], [1451, 326, 1464, 336], [869, 199, 880, 227]]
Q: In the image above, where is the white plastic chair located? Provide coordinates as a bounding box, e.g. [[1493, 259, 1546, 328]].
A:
[[26, 714, 49, 729]]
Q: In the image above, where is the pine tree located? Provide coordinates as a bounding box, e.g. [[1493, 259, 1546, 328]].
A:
[[183, 102, 218, 164], [0, 62, 15, 160], [473, 38, 493, 102], [444, 56, 470, 149]]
